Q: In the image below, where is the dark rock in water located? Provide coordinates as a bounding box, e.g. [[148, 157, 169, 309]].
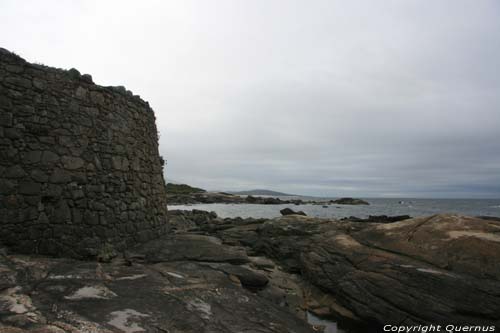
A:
[[342, 214, 411, 223], [280, 208, 307, 216], [330, 197, 369, 205], [477, 215, 500, 222], [245, 195, 258, 203]]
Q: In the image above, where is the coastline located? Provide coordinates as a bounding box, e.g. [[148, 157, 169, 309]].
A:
[[2, 210, 499, 332]]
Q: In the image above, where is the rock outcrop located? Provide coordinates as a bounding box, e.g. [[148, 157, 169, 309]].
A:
[[280, 207, 307, 216], [0, 248, 315, 333], [182, 212, 500, 328], [2, 212, 499, 332], [167, 190, 303, 205], [330, 197, 369, 205], [0, 48, 169, 258]]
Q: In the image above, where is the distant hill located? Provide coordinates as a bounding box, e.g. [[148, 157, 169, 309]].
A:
[[165, 183, 206, 195], [229, 189, 297, 196]]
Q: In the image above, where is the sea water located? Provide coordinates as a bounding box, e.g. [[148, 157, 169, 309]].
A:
[[169, 198, 500, 219]]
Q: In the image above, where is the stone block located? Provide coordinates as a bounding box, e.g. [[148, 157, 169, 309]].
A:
[[22, 150, 42, 164], [41, 150, 59, 164], [31, 169, 49, 182], [0, 112, 13, 126], [62, 156, 84, 170], [49, 169, 71, 183], [75, 86, 87, 99], [84, 210, 99, 225], [4, 128, 21, 139], [19, 181, 41, 195], [32, 77, 45, 90], [4, 165, 27, 178], [5, 76, 31, 88], [53, 200, 71, 224]]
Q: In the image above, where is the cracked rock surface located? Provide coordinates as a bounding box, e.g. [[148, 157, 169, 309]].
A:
[[1, 212, 499, 332], [0, 249, 315, 333], [180, 211, 500, 328]]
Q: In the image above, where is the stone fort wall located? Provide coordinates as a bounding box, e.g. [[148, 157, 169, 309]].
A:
[[0, 48, 169, 258]]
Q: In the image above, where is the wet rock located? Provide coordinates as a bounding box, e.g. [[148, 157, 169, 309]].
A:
[[341, 214, 411, 223], [330, 197, 369, 205], [280, 208, 307, 216]]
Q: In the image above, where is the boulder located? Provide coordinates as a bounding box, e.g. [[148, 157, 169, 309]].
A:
[[280, 208, 307, 216], [342, 215, 411, 223]]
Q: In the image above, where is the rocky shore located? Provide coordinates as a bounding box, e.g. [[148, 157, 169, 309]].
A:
[[2, 211, 499, 332], [166, 183, 369, 206]]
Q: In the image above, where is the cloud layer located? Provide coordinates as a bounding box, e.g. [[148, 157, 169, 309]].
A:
[[2, 0, 499, 197]]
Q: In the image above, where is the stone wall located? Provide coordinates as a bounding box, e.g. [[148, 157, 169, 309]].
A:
[[0, 48, 169, 258]]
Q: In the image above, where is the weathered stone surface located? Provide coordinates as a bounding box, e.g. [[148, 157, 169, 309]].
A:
[[0, 48, 169, 258], [4, 128, 21, 139], [22, 150, 42, 164], [208, 263, 269, 289], [61, 156, 84, 170], [138, 234, 250, 265], [18, 181, 41, 195], [280, 207, 307, 216], [32, 77, 45, 90], [49, 169, 71, 184], [5, 76, 32, 88], [178, 211, 500, 328], [0, 179, 17, 194], [0, 253, 316, 333], [75, 86, 87, 99], [4, 165, 27, 178], [355, 214, 500, 279], [40, 150, 59, 164], [30, 169, 48, 182]]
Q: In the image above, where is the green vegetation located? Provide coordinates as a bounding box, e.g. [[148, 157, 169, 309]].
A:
[[165, 183, 206, 195]]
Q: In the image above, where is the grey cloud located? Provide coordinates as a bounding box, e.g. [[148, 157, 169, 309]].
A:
[[2, 0, 499, 197]]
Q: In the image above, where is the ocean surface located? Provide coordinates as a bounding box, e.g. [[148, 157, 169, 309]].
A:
[[169, 197, 500, 219]]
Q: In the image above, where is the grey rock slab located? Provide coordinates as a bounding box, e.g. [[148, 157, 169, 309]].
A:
[[136, 234, 250, 265], [0, 254, 316, 333]]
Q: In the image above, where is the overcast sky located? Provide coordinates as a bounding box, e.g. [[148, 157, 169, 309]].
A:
[[2, 1, 500, 198]]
